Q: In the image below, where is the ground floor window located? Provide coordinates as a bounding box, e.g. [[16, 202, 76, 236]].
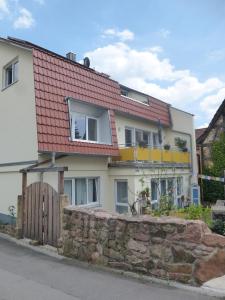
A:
[[64, 177, 99, 206], [115, 180, 128, 214], [150, 177, 183, 208]]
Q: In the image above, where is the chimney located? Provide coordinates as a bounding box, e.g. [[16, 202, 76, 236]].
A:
[[66, 52, 76, 62]]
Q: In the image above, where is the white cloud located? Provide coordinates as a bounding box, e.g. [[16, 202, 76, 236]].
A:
[[103, 28, 134, 41], [148, 46, 163, 53], [158, 28, 171, 39], [0, 0, 9, 18], [13, 7, 34, 29], [200, 87, 225, 119], [85, 39, 225, 126]]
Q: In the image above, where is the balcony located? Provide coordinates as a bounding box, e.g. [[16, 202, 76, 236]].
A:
[[113, 147, 191, 164]]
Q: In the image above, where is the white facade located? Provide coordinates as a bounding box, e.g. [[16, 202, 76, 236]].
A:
[[0, 39, 198, 217]]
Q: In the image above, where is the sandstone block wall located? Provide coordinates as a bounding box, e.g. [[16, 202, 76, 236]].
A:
[[60, 208, 225, 285]]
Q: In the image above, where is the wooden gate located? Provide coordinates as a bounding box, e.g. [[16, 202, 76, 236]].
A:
[[23, 182, 60, 247]]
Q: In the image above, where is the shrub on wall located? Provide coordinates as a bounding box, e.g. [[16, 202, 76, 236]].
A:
[[201, 134, 225, 203]]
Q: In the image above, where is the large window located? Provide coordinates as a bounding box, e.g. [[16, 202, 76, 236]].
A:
[[115, 180, 128, 214], [4, 60, 18, 88], [125, 127, 151, 147], [72, 112, 98, 142], [64, 177, 99, 206], [151, 177, 177, 208]]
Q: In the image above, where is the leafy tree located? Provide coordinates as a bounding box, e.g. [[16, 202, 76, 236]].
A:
[[202, 133, 225, 203]]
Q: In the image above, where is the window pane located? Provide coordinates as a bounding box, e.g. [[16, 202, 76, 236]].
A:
[[88, 178, 98, 203], [116, 205, 128, 214], [75, 178, 87, 205], [88, 118, 97, 141], [6, 65, 13, 86], [74, 114, 86, 140], [177, 177, 183, 196], [153, 133, 159, 147], [125, 128, 133, 147], [135, 130, 142, 145], [160, 179, 167, 196], [64, 180, 72, 204], [116, 181, 128, 204], [168, 178, 175, 203], [151, 180, 158, 201], [14, 62, 18, 82], [143, 131, 150, 146]]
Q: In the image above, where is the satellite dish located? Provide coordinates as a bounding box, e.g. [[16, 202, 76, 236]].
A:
[[83, 57, 90, 68]]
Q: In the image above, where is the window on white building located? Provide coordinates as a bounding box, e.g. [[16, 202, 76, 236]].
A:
[[115, 180, 128, 214], [151, 177, 178, 208], [72, 112, 98, 142], [64, 177, 99, 206], [125, 128, 134, 147], [176, 177, 183, 207], [4, 60, 18, 88], [125, 127, 151, 147], [153, 132, 159, 147]]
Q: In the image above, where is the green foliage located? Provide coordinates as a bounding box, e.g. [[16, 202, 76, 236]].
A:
[[153, 195, 173, 216], [175, 137, 187, 151], [210, 219, 225, 235], [201, 133, 225, 203], [211, 133, 225, 175], [184, 205, 212, 227]]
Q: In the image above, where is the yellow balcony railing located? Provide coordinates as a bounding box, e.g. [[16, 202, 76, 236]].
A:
[[114, 147, 191, 164]]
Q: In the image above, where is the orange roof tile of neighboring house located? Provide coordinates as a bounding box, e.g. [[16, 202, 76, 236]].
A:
[[5, 37, 172, 156]]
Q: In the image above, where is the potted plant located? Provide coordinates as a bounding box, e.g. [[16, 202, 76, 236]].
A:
[[164, 144, 171, 150], [138, 140, 148, 148], [175, 137, 188, 151]]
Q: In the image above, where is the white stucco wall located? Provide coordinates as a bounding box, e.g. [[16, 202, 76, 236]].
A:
[[0, 40, 38, 164], [170, 107, 198, 184]]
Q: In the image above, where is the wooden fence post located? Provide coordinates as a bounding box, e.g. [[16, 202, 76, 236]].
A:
[[58, 194, 69, 252], [16, 195, 23, 239]]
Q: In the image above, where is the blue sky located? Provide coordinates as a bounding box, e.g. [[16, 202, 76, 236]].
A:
[[1, 0, 225, 128]]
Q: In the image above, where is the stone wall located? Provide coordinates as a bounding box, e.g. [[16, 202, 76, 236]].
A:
[[59, 208, 225, 285], [0, 224, 16, 237]]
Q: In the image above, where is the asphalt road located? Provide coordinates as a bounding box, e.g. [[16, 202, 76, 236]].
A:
[[0, 237, 220, 300]]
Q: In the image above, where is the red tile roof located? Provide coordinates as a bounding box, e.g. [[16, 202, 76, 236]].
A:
[[7, 37, 172, 156]]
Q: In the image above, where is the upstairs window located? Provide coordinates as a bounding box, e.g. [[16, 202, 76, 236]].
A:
[[125, 127, 151, 147], [72, 112, 98, 142], [4, 61, 18, 88]]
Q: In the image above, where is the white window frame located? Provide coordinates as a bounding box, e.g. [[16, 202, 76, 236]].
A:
[[151, 177, 177, 207], [115, 179, 129, 213], [3, 59, 19, 89], [125, 127, 134, 147], [71, 112, 99, 143], [64, 177, 100, 207], [125, 126, 151, 147], [152, 132, 160, 148]]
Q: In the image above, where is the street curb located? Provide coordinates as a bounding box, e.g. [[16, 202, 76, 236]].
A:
[[0, 232, 225, 298]]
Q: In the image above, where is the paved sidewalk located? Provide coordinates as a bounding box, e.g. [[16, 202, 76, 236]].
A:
[[203, 276, 225, 294]]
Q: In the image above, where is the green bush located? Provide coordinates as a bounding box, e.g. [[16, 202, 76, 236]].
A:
[[210, 219, 225, 235]]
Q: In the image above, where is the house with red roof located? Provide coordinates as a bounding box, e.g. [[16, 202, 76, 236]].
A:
[[0, 37, 198, 219]]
